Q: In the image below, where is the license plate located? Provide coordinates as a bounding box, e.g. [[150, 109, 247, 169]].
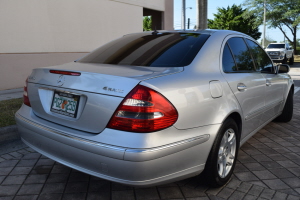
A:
[[51, 91, 80, 118]]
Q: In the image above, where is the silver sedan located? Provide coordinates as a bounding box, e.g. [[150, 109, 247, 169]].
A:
[[15, 30, 294, 187]]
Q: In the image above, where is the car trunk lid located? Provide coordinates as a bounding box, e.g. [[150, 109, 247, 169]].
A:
[[26, 62, 183, 133]]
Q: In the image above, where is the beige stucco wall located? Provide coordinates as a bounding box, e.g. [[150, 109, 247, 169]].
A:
[[0, 0, 173, 90], [0, 0, 145, 53], [112, 0, 165, 11], [164, 0, 174, 30], [0, 53, 87, 90]]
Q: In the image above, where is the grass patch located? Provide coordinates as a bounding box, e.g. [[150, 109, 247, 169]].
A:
[[295, 55, 300, 62], [0, 98, 23, 127], [296, 47, 300, 55]]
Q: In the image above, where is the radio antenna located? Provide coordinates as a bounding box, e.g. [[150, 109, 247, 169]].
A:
[[152, 26, 158, 35]]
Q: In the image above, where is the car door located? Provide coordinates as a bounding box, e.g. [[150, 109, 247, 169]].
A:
[[221, 37, 267, 139], [245, 39, 286, 121]]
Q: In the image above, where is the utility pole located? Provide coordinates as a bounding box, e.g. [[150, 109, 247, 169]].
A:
[[181, 0, 186, 30], [263, 0, 266, 48], [196, 0, 207, 29]]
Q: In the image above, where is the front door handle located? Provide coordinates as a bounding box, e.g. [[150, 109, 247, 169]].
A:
[[237, 83, 247, 91]]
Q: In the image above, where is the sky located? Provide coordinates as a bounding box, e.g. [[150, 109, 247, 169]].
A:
[[173, 0, 291, 43]]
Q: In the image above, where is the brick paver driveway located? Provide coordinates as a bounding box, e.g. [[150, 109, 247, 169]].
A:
[[0, 72, 300, 200]]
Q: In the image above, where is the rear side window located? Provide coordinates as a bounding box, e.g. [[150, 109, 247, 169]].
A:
[[227, 37, 255, 72], [78, 32, 210, 67], [222, 44, 237, 72], [245, 39, 274, 73]]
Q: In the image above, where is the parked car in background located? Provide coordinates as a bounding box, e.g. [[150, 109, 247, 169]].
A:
[[16, 30, 294, 187], [265, 42, 294, 65]]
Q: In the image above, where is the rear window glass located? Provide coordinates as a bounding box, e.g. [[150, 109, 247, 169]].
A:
[[78, 32, 210, 67]]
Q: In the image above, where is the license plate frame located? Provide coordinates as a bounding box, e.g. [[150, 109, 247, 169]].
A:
[[50, 91, 80, 118]]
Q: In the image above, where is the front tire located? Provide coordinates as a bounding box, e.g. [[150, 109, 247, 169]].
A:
[[203, 118, 239, 187], [275, 89, 293, 122], [282, 55, 287, 64]]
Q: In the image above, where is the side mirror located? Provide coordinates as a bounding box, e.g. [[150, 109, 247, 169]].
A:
[[277, 64, 290, 74]]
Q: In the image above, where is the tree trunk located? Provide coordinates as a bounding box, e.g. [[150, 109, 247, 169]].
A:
[[196, 0, 208, 29], [293, 26, 297, 54]]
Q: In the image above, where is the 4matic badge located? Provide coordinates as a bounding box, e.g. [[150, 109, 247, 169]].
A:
[[103, 87, 124, 93]]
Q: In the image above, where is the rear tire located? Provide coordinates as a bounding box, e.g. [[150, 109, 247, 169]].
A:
[[275, 89, 293, 122], [289, 55, 294, 65], [203, 118, 239, 187]]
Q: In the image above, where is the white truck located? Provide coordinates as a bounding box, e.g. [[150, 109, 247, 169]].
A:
[[265, 43, 294, 65]]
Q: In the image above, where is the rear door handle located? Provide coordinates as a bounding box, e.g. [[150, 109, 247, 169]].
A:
[[237, 83, 247, 91]]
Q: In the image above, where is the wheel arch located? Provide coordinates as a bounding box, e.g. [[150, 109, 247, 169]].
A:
[[224, 112, 242, 141], [290, 84, 294, 93], [281, 81, 294, 108], [203, 112, 242, 187], [208, 111, 243, 154]]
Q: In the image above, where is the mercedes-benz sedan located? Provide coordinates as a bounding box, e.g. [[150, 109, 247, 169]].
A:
[[16, 30, 294, 187]]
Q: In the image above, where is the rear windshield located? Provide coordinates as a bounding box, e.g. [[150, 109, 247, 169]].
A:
[[78, 32, 210, 67], [267, 44, 285, 49]]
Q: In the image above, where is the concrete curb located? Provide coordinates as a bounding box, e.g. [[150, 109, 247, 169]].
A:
[[0, 124, 20, 144], [0, 88, 23, 95], [0, 88, 23, 101]]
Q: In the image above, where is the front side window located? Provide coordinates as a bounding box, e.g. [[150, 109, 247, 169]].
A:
[[227, 37, 255, 72], [245, 39, 274, 73], [78, 32, 210, 67]]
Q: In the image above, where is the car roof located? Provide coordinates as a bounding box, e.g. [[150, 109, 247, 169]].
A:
[[124, 29, 248, 37]]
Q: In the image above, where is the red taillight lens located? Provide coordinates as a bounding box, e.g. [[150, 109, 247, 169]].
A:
[[107, 85, 178, 133], [23, 78, 31, 107]]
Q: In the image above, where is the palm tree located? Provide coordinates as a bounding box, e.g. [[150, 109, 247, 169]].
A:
[[196, 0, 208, 29]]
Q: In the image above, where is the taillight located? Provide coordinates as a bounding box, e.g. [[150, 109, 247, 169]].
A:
[[107, 85, 178, 133], [23, 78, 31, 107]]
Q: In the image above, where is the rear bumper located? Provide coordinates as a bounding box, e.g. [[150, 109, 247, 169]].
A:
[[15, 105, 219, 186]]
